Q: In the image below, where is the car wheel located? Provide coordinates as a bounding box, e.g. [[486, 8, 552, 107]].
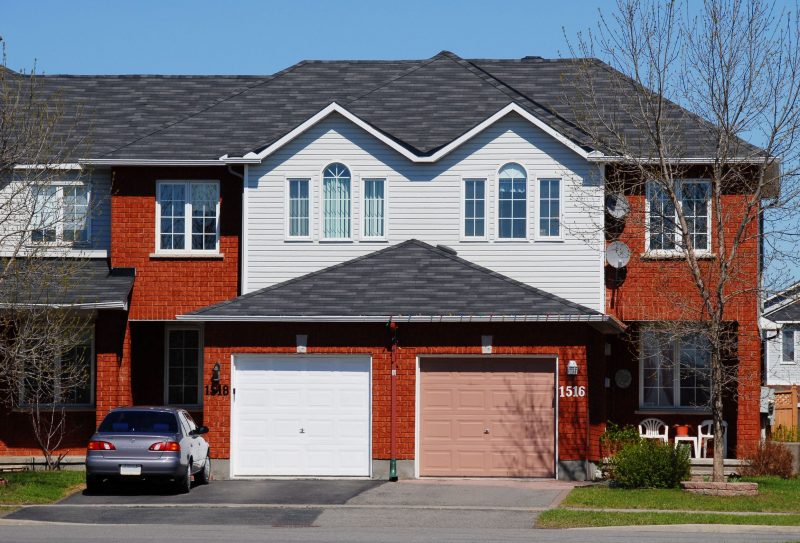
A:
[[175, 462, 192, 494], [196, 456, 211, 485], [85, 474, 101, 494]]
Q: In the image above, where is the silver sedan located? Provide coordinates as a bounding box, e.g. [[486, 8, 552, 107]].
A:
[[86, 406, 211, 493]]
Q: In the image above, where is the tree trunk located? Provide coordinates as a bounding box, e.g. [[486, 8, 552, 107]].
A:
[[711, 347, 726, 482]]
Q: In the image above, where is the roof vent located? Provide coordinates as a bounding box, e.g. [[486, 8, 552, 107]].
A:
[[436, 244, 458, 255], [522, 55, 543, 61]]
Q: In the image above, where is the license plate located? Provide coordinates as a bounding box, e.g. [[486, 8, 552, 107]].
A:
[[120, 465, 142, 476]]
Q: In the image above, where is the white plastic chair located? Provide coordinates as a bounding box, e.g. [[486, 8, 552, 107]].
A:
[[698, 420, 728, 458], [638, 418, 669, 443]]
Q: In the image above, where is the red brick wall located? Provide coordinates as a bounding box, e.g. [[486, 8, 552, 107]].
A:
[[201, 322, 598, 464], [110, 167, 241, 320], [605, 186, 761, 455]]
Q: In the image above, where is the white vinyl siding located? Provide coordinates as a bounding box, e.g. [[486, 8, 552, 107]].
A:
[[765, 323, 800, 384], [245, 113, 605, 311]]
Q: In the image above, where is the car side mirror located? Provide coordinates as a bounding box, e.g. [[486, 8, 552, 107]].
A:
[[192, 426, 209, 435]]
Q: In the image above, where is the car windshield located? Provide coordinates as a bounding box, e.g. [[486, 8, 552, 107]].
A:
[[98, 411, 179, 433]]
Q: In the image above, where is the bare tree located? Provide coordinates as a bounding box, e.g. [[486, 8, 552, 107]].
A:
[[566, 0, 800, 481], [0, 39, 95, 469]]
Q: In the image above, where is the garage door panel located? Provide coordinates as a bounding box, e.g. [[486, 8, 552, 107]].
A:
[[420, 357, 556, 478], [233, 355, 371, 477]]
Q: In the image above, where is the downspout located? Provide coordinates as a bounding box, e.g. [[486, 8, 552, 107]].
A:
[[389, 319, 399, 481]]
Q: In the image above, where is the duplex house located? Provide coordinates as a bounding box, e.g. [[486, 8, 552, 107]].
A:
[[0, 52, 764, 479]]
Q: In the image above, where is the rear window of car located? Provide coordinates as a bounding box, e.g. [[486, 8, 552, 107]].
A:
[[98, 411, 179, 433]]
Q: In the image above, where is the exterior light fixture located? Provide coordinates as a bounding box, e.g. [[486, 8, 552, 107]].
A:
[[567, 360, 579, 376]]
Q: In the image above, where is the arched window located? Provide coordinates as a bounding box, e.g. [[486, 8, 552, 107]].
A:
[[498, 163, 527, 239], [322, 163, 352, 239]]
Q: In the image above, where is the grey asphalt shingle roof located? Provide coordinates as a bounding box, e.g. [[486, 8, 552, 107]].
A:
[[20, 51, 761, 162], [0, 259, 134, 309], [182, 239, 604, 321]]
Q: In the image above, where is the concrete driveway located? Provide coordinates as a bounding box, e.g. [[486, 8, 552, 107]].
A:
[[4, 478, 574, 528]]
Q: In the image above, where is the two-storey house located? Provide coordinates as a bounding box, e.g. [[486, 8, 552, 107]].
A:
[[0, 52, 766, 480]]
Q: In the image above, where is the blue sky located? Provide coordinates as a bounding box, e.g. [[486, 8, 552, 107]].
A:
[[0, 0, 610, 74]]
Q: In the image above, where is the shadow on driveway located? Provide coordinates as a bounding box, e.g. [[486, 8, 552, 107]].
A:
[[64, 479, 385, 505]]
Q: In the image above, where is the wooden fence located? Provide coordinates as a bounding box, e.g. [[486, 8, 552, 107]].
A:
[[773, 385, 799, 430]]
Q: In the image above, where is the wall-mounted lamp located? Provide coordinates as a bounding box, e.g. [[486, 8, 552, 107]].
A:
[[211, 363, 221, 386], [567, 360, 579, 376]]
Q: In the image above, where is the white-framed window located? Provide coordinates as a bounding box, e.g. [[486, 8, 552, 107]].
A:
[[165, 327, 202, 407], [21, 335, 94, 407], [783, 328, 796, 363], [640, 328, 711, 409], [31, 182, 91, 245], [287, 178, 311, 239], [463, 178, 486, 239], [322, 163, 352, 240], [362, 178, 386, 239], [497, 163, 527, 239], [156, 181, 220, 253], [537, 178, 561, 239], [646, 179, 711, 253]]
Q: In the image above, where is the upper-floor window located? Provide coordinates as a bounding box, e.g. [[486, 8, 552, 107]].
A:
[[538, 178, 561, 238], [640, 328, 711, 409], [463, 178, 486, 239], [362, 178, 386, 239], [498, 163, 527, 239], [783, 328, 796, 363], [287, 179, 311, 239], [647, 180, 710, 252], [32, 183, 90, 244], [322, 163, 351, 240], [156, 181, 219, 253]]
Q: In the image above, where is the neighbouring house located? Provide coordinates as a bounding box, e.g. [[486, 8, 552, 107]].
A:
[[762, 285, 800, 430], [0, 51, 767, 480]]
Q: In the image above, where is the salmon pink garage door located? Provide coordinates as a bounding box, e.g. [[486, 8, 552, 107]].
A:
[[419, 357, 556, 477]]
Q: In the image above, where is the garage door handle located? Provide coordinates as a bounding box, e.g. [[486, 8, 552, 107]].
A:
[[299, 428, 305, 434], [484, 428, 490, 434]]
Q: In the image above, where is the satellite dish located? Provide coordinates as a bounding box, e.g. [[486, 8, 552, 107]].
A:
[[606, 241, 631, 269], [605, 193, 630, 220]]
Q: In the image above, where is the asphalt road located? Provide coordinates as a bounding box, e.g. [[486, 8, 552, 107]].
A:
[[3, 479, 799, 542], [2, 522, 800, 543]]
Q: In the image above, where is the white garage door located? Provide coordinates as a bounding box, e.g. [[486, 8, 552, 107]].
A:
[[232, 355, 371, 477]]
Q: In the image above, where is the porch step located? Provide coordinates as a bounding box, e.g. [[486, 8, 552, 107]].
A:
[[689, 458, 745, 477]]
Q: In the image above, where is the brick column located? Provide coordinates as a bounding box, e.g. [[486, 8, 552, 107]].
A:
[[94, 311, 130, 426]]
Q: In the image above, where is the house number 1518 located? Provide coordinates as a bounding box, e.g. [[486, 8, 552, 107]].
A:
[[559, 386, 586, 398]]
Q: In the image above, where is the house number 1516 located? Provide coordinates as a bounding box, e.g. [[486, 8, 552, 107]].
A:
[[559, 386, 586, 398]]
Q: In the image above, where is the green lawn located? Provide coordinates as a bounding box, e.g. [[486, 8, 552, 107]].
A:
[[0, 470, 85, 505], [537, 509, 800, 529], [561, 477, 800, 513]]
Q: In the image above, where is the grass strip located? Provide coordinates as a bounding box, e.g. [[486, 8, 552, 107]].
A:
[[537, 509, 800, 528], [0, 470, 85, 504], [562, 477, 800, 513]]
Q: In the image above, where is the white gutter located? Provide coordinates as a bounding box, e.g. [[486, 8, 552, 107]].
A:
[[0, 301, 128, 310], [176, 312, 624, 328], [79, 159, 237, 167]]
